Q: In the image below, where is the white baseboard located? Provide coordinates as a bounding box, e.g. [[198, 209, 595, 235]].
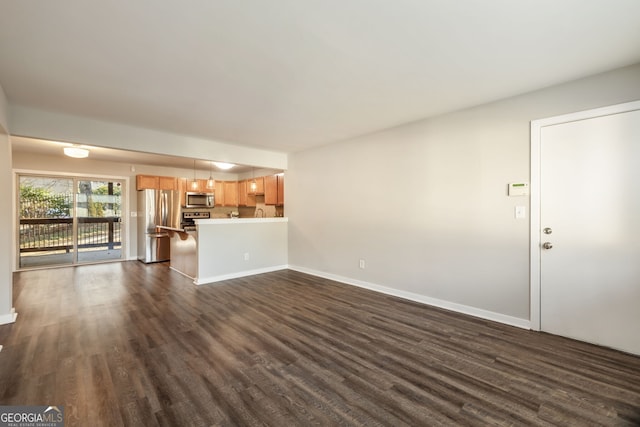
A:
[[288, 265, 531, 330], [169, 266, 195, 282], [196, 265, 289, 286], [0, 307, 18, 326]]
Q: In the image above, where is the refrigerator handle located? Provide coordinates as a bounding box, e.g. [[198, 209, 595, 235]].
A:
[[161, 192, 167, 226]]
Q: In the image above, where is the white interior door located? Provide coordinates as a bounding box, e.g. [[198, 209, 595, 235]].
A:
[[537, 107, 640, 355]]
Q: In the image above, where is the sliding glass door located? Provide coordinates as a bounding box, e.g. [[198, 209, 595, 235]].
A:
[[19, 176, 75, 268], [76, 179, 123, 263], [18, 174, 125, 269]]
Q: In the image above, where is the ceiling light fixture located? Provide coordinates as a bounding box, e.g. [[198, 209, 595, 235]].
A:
[[63, 146, 89, 158], [191, 160, 199, 190], [213, 162, 234, 170], [206, 161, 215, 190]]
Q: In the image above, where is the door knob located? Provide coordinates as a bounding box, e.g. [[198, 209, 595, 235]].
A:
[[542, 242, 553, 250], [543, 227, 553, 235]]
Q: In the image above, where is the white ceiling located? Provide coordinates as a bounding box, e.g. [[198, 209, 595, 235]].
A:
[[1, 0, 640, 153]]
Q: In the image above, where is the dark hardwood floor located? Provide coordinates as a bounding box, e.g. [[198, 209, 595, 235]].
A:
[[0, 262, 639, 426]]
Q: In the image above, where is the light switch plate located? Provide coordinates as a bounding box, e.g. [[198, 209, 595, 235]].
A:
[[515, 206, 526, 219]]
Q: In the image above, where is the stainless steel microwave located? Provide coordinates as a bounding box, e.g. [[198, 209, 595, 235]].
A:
[[185, 192, 214, 208]]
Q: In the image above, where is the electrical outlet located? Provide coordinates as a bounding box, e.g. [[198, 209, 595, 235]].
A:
[[244, 253, 250, 261], [359, 259, 365, 269]]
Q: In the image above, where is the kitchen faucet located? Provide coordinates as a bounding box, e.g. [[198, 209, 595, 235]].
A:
[[255, 208, 264, 218]]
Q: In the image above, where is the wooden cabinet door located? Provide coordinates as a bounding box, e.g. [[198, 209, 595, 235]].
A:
[[136, 175, 159, 190], [214, 180, 225, 205], [178, 178, 187, 206], [159, 176, 177, 190], [249, 176, 265, 195], [199, 179, 213, 192], [277, 175, 284, 206], [242, 180, 257, 207], [264, 175, 278, 205], [237, 180, 247, 206], [255, 176, 265, 194], [224, 181, 238, 206]]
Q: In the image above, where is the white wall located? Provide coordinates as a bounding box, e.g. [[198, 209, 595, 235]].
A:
[[9, 106, 288, 170], [0, 83, 15, 325], [287, 63, 640, 325], [196, 219, 288, 284]]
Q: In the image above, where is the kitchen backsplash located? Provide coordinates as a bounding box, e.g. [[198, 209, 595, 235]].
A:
[[183, 203, 282, 219]]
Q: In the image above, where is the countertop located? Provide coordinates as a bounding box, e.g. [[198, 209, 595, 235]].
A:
[[157, 225, 190, 233], [196, 217, 288, 225]]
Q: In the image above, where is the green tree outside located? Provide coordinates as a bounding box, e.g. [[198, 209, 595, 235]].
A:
[[20, 185, 72, 218]]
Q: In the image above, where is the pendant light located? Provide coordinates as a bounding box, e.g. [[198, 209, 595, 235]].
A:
[[206, 161, 215, 189], [250, 167, 257, 193], [190, 159, 199, 190]]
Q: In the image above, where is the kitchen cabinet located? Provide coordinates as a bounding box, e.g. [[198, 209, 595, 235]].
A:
[[214, 180, 224, 205], [265, 174, 284, 206], [143, 174, 277, 207], [159, 176, 178, 190], [136, 175, 159, 190], [137, 174, 177, 190], [178, 177, 214, 205], [246, 194, 256, 207], [200, 179, 214, 192], [264, 175, 277, 205], [213, 180, 238, 207], [178, 178, 187, 206], [238, 180, 257, 207], [237, 180, 247, 206], [182, 178, 212, 193], [277, 175, 284, 205], [248, 176, 265, 195], [223, 181, 238, 206], [237, 181, 255, 207]]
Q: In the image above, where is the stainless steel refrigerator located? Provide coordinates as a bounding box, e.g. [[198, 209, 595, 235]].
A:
[[137, 189, 181, 263]]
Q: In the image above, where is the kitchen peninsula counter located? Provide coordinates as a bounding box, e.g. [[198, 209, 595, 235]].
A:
[[162, 217, 288, 285], [158, 226, 197, 279]]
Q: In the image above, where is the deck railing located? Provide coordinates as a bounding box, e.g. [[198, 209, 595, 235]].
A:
[[19, 217, 122, 253]]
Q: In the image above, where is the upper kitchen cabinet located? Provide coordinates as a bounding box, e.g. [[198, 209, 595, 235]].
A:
[[213, 180, 238, 207], [238, 180, 256, 207], [223, 181, 238, 207], [136, 175, 158, 190], [277, 175, 284, 206], [265, 174, 284, 206], [180, 177, 213, 193], [159, 176, 178, 190], [136, 174, 177, 190], [248, 176, 265, 195], [214, 180, 224, 204], [237, 180, 247, 206]]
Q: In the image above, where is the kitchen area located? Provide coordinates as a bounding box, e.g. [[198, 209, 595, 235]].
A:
[[137, 171, 288, 284]]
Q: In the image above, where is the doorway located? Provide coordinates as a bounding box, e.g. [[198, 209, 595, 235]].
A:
[[18, 174, 125, 269], [530, 100, 640, 355]]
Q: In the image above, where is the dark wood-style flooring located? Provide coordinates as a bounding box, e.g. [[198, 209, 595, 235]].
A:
[[0, 262, 639, 426]]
